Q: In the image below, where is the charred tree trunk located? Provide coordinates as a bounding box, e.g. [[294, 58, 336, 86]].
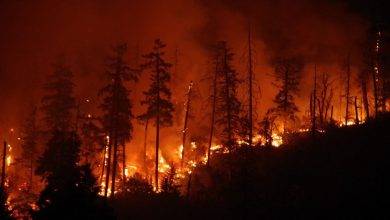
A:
[[122, 143, 126, 192], [248, 25, 254, 148], [223, 47, 233, 152], [110, 73, 121, 197], [372, 70, 379, 118], [100, 141, 107, 184], [330, 105, 334, 122], [155, 55, 161, 191], [1, 142, 6, 191], [354, 96, 359, 124], [312, 65, 317, 135], [111, 126, 119, 197], [143, 119, 149, 175], [207, 56, 218, 167], [345, 56, 351, 125], [361, 80, 370, 120], [181, 81, 193, 168]]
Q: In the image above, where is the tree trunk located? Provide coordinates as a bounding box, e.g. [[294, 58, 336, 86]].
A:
[[372, 67, 379, 118], [181, 81, 193, 168], [122, 143, 126, 192], [100, 140, 107, 185], [1, 141, 6, 191], [155, 52, 161, 191], [248, 25, 254, 148], [223, 46, 233, 152], [354, 96, 359, 124], [345, 56, 351, 125], [143, 119, 149, 176], [111, 127, 118, 196], [330, 105, 334, 122], [361, 80, 370, 120], [207, 56, 218, 167], [312, 65, 317, 135]]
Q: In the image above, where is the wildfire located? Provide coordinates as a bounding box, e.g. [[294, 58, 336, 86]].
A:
[[158, 155, 171, 174], [124, 165, 137, 178], [7, 144, 12, 166], [271, 133, 283, 147]]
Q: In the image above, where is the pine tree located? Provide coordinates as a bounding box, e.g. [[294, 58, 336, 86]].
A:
[[80, 116, 103, 166], [215, 41, 241, 152], [99, 44, 138, 197], [33, 131, 114, 220], [138, 39, 174, 191], [20, 107, 39, 190], [268, 57, 303, 133], [41, 55, 76, 132]]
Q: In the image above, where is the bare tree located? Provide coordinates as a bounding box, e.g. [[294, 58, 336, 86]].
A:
[[317, 72, 334, 128]]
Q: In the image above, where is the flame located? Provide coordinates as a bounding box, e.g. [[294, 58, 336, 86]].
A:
[[7, 155, 11, 166], [271, 133, 283, 147], [7, 144, 12, 166], [158, 155, 171, 173], [178, 144, 183, 159]]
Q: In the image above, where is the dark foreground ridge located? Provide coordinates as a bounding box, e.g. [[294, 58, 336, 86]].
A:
[[111, 115, 390, 219]]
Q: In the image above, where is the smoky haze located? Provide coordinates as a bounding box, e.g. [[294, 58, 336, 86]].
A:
[[0, 0, 370, 162]]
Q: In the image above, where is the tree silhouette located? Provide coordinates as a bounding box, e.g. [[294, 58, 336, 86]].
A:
[[20, 107, 39, 190], [79, 117, 103, 166], [343, 54, 352, 125], [41, 55, 76, 132], [268, 57, 303, 133], [138, 39, 174, 191], [33, 131, 114, 220], [317, 72, 334, 128], [215, 41, 241, 152], [99, 44, 138, 197]]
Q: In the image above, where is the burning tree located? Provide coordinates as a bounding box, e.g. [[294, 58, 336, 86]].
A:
[[138, 39, 174, 191], [215, 41, 241, 152], [99, 43, 138, 197], [268, 57, 303, 134], [41, 55, 76, 132]]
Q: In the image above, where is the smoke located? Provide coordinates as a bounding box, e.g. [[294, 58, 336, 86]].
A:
[[0, 0, 372, 163]]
